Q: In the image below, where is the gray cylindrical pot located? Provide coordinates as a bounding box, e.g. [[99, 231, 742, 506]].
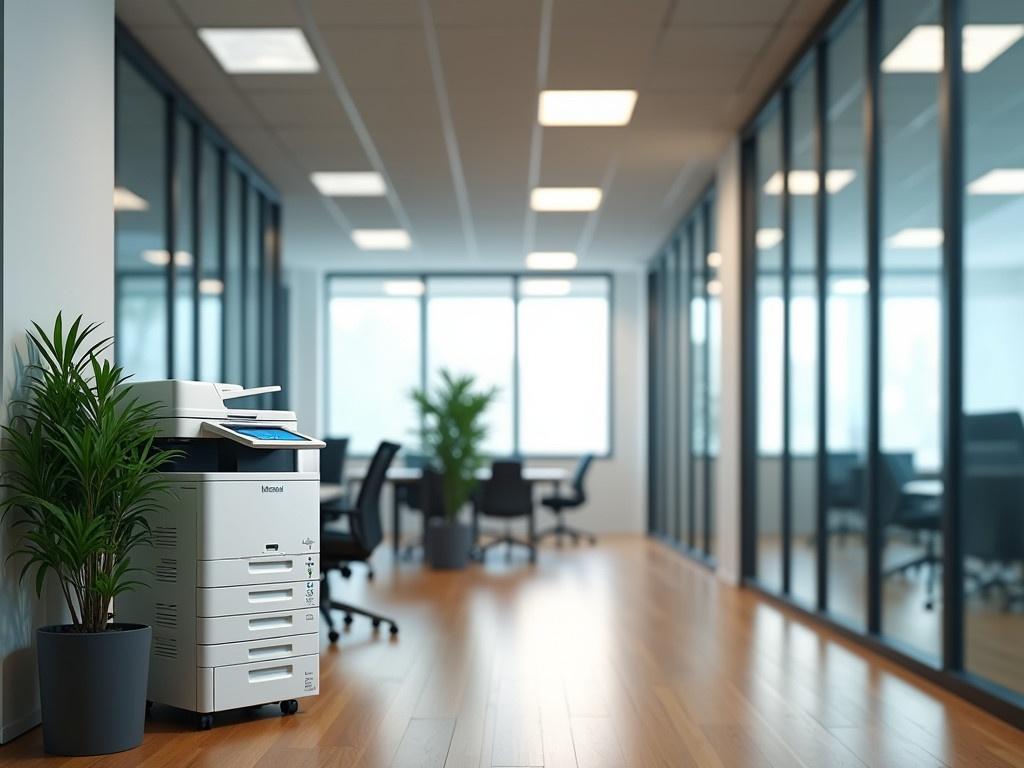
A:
[[37, 623, 151, 755], [424, 519, 472, 570]]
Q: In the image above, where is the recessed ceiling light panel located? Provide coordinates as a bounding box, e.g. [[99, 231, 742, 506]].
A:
[[114, 186, 148, 211], [383, 280, 426, 296], [351, 229, 411, 250], [539, 90, 638, 126], [763, 170, 856, 195], [310, 171, 386, 197], [198, 28, 319, 74], [886, 227, 944, 249], [521, 279, 572, 297], [967, 168, 1024, 195], [526, 252, 578, 270], [882, 24, 1024, 73], [530, 187, 603, 212]]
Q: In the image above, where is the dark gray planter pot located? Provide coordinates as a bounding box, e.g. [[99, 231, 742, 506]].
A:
[[37, 623, 151, 755], [424, 519, 472, 570]]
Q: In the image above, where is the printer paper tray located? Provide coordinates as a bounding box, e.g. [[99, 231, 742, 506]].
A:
[[197, 608, 319, 645]]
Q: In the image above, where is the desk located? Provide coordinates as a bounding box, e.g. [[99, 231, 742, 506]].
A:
[[321, 466, 568, 554]]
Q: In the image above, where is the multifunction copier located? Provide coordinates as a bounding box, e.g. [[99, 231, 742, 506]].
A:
[[118, 380, 325, 730]]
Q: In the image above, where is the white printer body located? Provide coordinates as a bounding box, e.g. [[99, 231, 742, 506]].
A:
[[117, 380, 325, 729]]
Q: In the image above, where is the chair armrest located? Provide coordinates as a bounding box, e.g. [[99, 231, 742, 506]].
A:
[[320, 502, 356, 523]]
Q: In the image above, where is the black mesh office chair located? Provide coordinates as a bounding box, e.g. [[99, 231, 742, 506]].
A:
[[320, 437, 377, 580], [320, 440, 400, 641], [474, 461, 536, 563], [536, 455, 596, 546]]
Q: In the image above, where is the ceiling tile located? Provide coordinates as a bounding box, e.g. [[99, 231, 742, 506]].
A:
[[439, 28, 538, 92], [116, 0, 180, 27], [547, 26, 661, 89], [671, 0, 791, 26], [308, 0, 420, 26], [538, 128, 621, 186], [186, 88, 265, 129], [276, 128, 371, 172], [335, 198, 402, 228], [553, 0, 672, 28], [245, 89, 349, 128], [126, 27, 233, 91], [175, 0, 302, 26], [533, 214, 588, 251], [432, 0, 542, 28], [320, 27, 435, 91]]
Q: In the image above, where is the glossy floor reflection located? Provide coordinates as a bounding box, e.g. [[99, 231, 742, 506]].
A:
[[759, 533, 1024, 696], [2, 536, 1022, 767]]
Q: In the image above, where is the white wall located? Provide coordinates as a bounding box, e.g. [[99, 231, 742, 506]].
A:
[[286, 267, 649, 535], [1, 0, 116, 742]]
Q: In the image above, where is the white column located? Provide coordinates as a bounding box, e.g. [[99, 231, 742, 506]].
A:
[[1, 0, 115, 742], [713, 139, 744, 585]]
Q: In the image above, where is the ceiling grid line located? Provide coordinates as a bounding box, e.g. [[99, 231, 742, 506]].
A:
[[418, 0, 479, 260], [522, 0, 555, 261], [295, 0, 415, 239]]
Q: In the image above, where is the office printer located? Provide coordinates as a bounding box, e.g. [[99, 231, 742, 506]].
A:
[[118, 381, 325, 731]]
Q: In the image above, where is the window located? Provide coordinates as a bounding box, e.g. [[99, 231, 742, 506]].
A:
[[114, 33, 282, 393], [427, 278, 515, 455], [961, 0, 1024, 697], [518, 277, 610, 455], [647, 190, 718, 563], [324, 275, 612, 457]]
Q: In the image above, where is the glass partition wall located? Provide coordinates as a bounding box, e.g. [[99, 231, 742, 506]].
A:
[[648, 191, 719, 564], [741, 0, 1024, 725], [114, 25, 283, 403]]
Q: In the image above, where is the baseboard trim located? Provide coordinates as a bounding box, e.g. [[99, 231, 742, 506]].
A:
[[1, 708, 40, 745]]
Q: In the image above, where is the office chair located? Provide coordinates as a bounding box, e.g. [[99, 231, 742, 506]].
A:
[[320, 440, 401, 641], [821, 452, 865, 546], [320, 437, 375, 580], [962, 412, 1024, 610], [536, 455, 597, 546], [473, 461, 536, 563], [879, 452, 942, 610]]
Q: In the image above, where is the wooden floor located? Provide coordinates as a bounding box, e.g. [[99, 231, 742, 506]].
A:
[[2, 536, 1024, 767]]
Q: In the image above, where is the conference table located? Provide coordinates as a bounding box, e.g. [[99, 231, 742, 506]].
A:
[[320, 465, 568, 555]]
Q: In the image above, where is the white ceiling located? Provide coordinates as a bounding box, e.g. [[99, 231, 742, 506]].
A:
[[116, 0, 836, 271]]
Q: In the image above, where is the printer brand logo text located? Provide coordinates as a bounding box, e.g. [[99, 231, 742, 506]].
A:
[[262, 485, 285, 493]]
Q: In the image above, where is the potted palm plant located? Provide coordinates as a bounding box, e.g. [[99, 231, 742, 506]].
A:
[[411, 370, 497, 570], [1, 315, 177, 756]]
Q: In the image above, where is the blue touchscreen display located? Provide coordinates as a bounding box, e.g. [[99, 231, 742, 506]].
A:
[[231, 426, 308, 442]]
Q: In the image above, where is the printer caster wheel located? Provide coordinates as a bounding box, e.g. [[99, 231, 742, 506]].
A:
[[197, 713, 214, 731], [145, 700, 153, 719], [280, 699, 299, 716], [328, 629, 340, 643]]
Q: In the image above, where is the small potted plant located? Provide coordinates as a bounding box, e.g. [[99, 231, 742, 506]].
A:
[[411, 370, 496, 570], [1, 315, 177, 756]]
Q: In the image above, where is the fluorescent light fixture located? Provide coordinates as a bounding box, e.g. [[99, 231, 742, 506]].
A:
[[351, 229, 411, 251], [538, 90, 638, 127], [521, 279, 572, 297], [764, 169, 856, 195], [530, 187, 603, 212], [198, 28, 319, 74], [383, 280, 425, 297], [756, 228, 784, 250], [831, 277, 870, 295], [882, 24, 1024, 73], [967, 168, 1024, 195], [526, 251, 578, 270], [706, 279, 722, 296], [310, 171, 386, 197], [199, 278, 224, 295], [142, 250, 193, 267], [706, 251, 723, 269], [886, 227, 944, 249], [114, 186, 148, 211]]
